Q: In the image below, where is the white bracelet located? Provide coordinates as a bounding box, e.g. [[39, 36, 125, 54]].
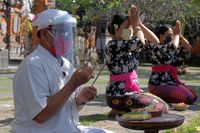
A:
[[75, 97, 86, 106]]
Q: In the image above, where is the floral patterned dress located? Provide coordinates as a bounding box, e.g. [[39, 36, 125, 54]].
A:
[[105, 37, 143, 96], [147, 42, 189, 86], [147, 42, 197, 104], [105, 37, 169, 113]]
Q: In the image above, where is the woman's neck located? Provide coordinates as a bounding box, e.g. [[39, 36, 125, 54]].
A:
[[114, 35, 122, 40]]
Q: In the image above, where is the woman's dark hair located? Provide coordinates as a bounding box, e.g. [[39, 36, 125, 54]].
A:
[[107, 14, 128, 35], [155, 24, 172, 38]]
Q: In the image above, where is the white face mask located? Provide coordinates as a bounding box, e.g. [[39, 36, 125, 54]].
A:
[[121, 27, 133, 40]]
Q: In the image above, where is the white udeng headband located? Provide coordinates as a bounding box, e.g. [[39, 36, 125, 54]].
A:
[[32, 9, 76, 30]]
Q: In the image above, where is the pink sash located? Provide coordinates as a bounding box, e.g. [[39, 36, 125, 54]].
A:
[[110, 71, 141, 93], [152, 65, 182, 84]]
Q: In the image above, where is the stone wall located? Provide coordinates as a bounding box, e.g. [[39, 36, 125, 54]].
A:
[[0, 0, 23, 60], [0, 1, 7, 49], [0, 0, 55, 60]]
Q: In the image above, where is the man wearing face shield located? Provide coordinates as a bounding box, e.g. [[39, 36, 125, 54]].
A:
[[11, 9, 114, 133], [50, 24, 75, 61]]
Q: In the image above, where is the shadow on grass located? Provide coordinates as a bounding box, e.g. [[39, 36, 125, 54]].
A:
[[0, 118, 14, 127], [80, 113, 115, 125], [87, 102, 108, 107]]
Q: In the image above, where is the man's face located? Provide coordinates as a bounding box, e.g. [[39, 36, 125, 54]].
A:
[[44, 24, 75, 57]]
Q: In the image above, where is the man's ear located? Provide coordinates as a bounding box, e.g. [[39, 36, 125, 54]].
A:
[[40, 29, 52, 45], [44, 29, 55, 40], [40, 29, 46, 37]]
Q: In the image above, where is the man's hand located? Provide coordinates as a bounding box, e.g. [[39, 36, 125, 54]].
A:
[[66, 63, 94, 90], [81, 62, 94, 78], [76, 86, 97, 104]]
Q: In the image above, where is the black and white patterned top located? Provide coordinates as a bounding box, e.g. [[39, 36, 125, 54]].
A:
[[146, 42, 189, 86], [105, 37, 144, 96]]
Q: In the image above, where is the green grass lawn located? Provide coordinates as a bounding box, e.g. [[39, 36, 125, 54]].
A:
[[80, 113, 109, 125], [164, 115, 200, 133]]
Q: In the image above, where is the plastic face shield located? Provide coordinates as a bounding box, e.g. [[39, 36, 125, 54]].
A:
[[51, 23, 76, 57]]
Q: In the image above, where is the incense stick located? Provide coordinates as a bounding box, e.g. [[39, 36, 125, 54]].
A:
[[91, 64, 105, 87]]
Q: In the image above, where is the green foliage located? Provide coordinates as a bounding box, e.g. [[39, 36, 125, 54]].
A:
[[21, 15, 33, 36], [56, 0, 127, 26], [55, 0, 199, 25], [55, 0, 199, 42], [56, 0, 79, 14]]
